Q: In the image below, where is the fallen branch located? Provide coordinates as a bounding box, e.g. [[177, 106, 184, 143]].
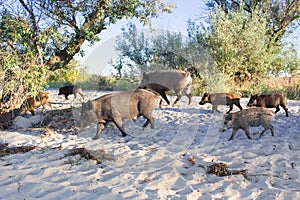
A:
[[207, 162, 248, 179], [65, 147, 115, 164]]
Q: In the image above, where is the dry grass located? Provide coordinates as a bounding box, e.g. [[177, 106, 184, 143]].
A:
[[193, 76, 300, 100]]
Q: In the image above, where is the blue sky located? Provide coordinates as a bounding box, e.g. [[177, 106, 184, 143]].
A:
[[77, 0, 300, 75], [78, 0, 206, 75]]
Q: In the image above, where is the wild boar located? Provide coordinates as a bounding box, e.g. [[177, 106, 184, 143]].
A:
[[219, 107, 275, 140], [58, 85, 84, 100], [21, 91, 52, 115], [199, 93, 243, 113], [138, 83, 170, 108], [77, 89, 160, 139], [247, 94, 288, 117], [139, 70, 193, 106]]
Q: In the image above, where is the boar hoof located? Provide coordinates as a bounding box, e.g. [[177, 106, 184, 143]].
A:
[[93, 136, 100, 140]]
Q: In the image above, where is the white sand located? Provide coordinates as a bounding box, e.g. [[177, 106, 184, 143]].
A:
[[0, 90, 299, 199]]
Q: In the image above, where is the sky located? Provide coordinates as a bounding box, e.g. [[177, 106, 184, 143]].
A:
[[76, 0, 205, 75], [75, 0, 300, 76]]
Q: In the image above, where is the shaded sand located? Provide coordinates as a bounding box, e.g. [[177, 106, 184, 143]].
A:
[[0, 90, 299, 199]]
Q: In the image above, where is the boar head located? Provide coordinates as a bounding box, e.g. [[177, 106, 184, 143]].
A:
[[199, 93, 210, 105], [247, 94, 258, 107], [78, 100, 97, 128], [219, 113, 233, 132]]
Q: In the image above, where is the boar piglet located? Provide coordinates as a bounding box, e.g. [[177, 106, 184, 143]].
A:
[[199, 93, 243, 113], [247, 94, 288, 117], [21, 91, 52, 115], [140, 70, 193, 106], [219, 107, 275, 140], [58, 85, 84, 100], [77, 89, 160, 139]]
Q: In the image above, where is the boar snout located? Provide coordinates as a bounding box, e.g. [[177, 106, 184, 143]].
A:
[[199, 100, 205, 105], [219, 128, 226, 132]]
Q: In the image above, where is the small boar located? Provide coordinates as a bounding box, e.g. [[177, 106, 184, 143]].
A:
[[21, 91, 52, 115], [140, 70, 193, 105], [219, 107, 275, 140], [58, 85, 84, 100], [247, 94, 288, 117], [77, 89, 160, 139], [199, 93, 243, 113]]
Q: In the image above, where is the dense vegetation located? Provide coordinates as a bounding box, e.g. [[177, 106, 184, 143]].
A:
[[0, 0, 174, 117]]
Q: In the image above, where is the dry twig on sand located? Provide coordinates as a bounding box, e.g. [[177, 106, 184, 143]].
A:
[[207, 162, 248, 179]]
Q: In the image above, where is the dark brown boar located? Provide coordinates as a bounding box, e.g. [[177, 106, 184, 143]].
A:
[[140, 70, 193, 106], [247, 94, 288, 117], [21, 91, 52, 115], [219, 107, 275, 140], [199, 93, 243, 113], [77, 89, 160, 139], [58, 85, 84, 100], [138, 83, 170, 108]]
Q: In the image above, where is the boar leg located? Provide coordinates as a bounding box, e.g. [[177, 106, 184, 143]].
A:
[[212, 105, 221, 113], [30, 110, 35, 115], [281, 105, 289, 117], [173, 90, 182, 105], [228, 128, 238, 141], [275, 106, 280, 114], [187, 93, 192, 105], [260, 124, 274, 138], [94, 122, 105, 139], [243, 127, 252, 140], [113, 118, 127, 137], [159, 91, 170, 105], [270, 124, 274, 136], [226, 104, 233, 113], [173, 95, 181, 105], [64, 94, 69, 100], [42, 103, 47, 113], [235, 103, 243, 111], [142, 116, 155, 129]]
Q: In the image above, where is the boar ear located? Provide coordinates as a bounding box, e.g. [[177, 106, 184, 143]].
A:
[[82, 100, 93, 110]]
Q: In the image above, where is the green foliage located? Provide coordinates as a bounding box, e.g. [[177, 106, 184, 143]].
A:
[[188, 2, 300, 89], [0, 0, 174, 115], [112, 24, 214, 82], [47, 60, 80, 85]]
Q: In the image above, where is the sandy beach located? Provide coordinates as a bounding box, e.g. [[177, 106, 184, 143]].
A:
[[0, 89, 299, 199]]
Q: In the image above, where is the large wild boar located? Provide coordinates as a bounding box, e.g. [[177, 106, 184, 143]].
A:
[[77, 89, 160, 139], [199, 93, 243, 113], [139, 70, 193, 106], [219, 107, 275, 140], [58, 85, 85, 100], [247, 94, 288, 117], [21, 91, 52, 115]]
